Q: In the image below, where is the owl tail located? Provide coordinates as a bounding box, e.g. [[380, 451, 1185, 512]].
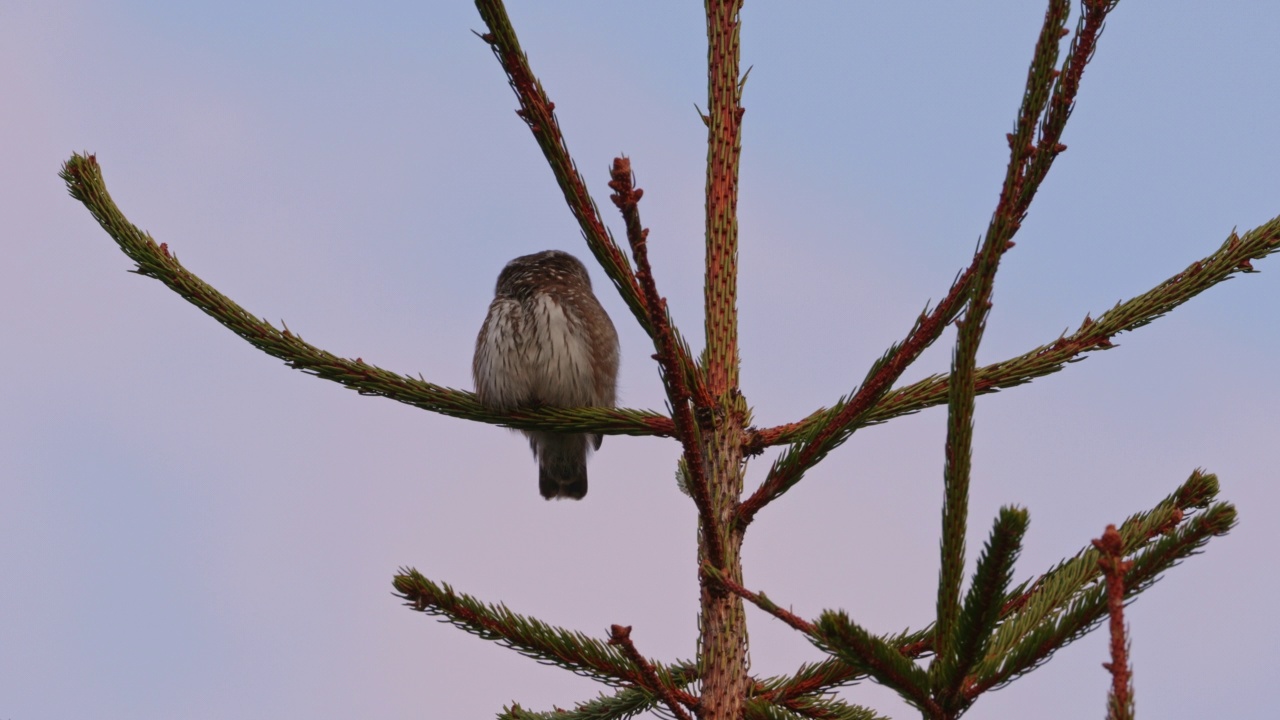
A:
[[529, 432, 589, 500]]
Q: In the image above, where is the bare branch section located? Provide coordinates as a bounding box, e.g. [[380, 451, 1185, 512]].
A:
[[472, 0, 705, 401], [60, 154, 673, 438], [746, 214, 1280, 450], [610, 158, 723, 568], [1094, 525, 1135, 720]]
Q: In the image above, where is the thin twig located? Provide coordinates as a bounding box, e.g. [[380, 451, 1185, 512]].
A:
[[1094, 525, 1135, 720], [703, 564, 814, 635], [610, 157, 722, 568], [609, 625, 699, 720]]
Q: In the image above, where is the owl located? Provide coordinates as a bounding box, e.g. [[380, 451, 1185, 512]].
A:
[[473, 250, 620, 499]]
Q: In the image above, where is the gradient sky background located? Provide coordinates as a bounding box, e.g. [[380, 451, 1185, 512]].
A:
[[3, 2, 1278, 718]]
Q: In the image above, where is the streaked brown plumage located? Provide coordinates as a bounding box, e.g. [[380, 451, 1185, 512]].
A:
[[473, 250, 619, 499]]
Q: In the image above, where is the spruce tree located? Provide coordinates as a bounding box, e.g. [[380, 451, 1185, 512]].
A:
[[62, 1, 1278, 718]]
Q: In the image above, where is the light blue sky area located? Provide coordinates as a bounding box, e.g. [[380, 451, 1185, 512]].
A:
[[2, 2, 1277, 718]]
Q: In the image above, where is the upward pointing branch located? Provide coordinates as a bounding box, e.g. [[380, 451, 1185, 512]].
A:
[[704, 0, 745, 400], [610, 158, 722, 568], [473, 0, 706, 403], [737, 0, 1118, 531], [937, 0, 1114, 672]]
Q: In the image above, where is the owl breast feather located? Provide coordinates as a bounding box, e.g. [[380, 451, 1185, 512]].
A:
[[474, 293, 598, 410]]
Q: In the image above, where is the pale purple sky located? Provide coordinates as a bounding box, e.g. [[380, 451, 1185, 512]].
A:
[[3, 2, 1278, 718]]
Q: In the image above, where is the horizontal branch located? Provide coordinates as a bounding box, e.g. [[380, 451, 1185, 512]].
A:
[[747, 214, 1280, 451], [499, 661, 700, 720], [60, 154, 674, 439], [744, 696, 889, 720]]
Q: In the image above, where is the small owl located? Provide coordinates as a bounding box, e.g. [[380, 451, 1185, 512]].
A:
[[473, 250, 620, 499]]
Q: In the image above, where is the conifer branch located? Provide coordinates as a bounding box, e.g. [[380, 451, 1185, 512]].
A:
[[935, 507, 1029, 713], [59, 153, 674, 439], [392, 569, 683, 688], [607, 625, 697, 720], [703, 0, 746, 399], [610, 158, 722, 568], [985, 469, 1217, 667], [744, 696, 889, 720], [748, 631, 933, 710], [1094, 525, 1135, 720], [738, 0, 1118, 528], [707, 567, 935, 712], [500, 663, 701, 720], [933, 0, 1080, 671], [814, 612, 941, 718], [743, 214, 1280, 451], [472, 0, 704, 400], [970, 481, 1235, 694], [741, 472, 1214, 706]]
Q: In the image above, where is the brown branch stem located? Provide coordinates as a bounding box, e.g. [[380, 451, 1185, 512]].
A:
[[1094, 525, 1135, 720], [472, 0, 705, 400], [609, 625, 698, 720], [704, 564, 815, 635], [610, 157, 723, 569]]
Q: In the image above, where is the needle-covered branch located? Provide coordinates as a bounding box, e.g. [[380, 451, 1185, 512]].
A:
[[970, 471, 1235, 695], [739, 0, 1120, 529], [732, 471, 1220, 707], [814, 611, 941, 718], [472, 0, 703, 399], [745, 214, 1280, 451], [499, 662, 700, 720], [934, 507, 1029, 713], [744, 696, 889, 720], [393, 569, 687, 689], [610, 158, 722, 568], [60, 154, 673, 439], [934, 0, 1081, 670], [707, 566, 938, 714]]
